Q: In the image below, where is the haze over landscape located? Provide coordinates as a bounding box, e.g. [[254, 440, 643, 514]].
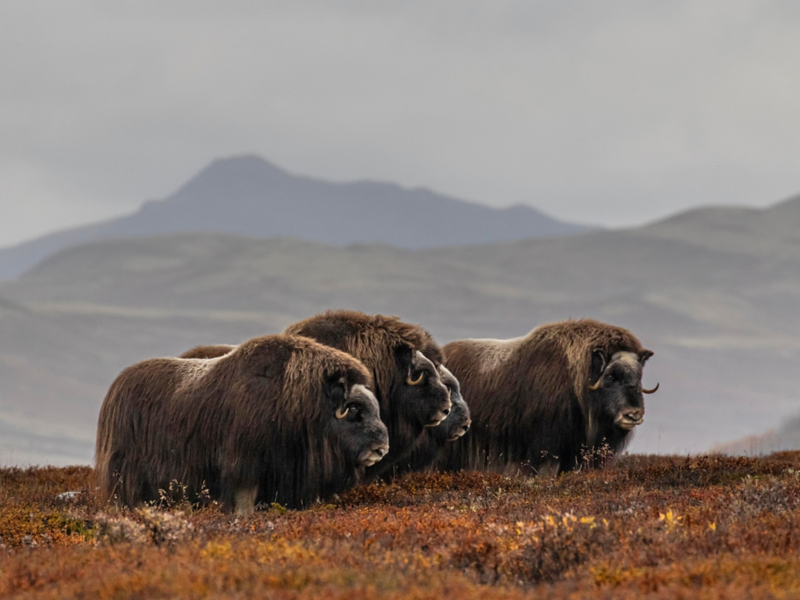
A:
[[1, 155, 800, 465], [3, 1, 800, 247], [2, 1, 800, 466]]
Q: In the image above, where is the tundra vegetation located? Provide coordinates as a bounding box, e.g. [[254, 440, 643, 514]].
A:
[[2, 453, 800, 598]]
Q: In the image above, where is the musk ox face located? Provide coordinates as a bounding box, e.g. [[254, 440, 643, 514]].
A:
[[395, 347, 452, 429], [588, 349, 657, 431], [437, 365, 471, 441], [327, 379, 389, 467]]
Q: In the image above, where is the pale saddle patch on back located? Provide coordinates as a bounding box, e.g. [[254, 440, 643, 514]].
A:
[[473, 337, 523, 372], [175, 357, 223, 394]]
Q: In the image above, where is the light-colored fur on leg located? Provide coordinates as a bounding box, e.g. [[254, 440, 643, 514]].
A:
[[234, 487, 258, 515]]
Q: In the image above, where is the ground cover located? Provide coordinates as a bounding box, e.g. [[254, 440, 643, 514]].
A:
[[2, 454, 800, 599]]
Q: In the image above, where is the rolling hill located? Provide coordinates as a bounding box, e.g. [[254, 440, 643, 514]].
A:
[[0, 155, 591, 281], [3, 189, 800, 464]]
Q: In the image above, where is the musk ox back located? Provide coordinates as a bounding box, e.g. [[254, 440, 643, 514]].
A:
[[96, 334, 389, 512], [180, 344, 236, 359], [284, 310, 452, 480], [441, 319, 657, 474]]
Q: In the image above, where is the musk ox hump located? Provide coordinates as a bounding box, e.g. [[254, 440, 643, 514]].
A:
[[180, 344, 237, 359], [286, 309, 444, 366]]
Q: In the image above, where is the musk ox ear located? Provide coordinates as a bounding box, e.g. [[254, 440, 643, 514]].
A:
[[325, 374, 348, 406], [245, 339, 293, 380], [638, 350, 654, 365], [394, 343, 414, 371], [589, 349, 607, 386]]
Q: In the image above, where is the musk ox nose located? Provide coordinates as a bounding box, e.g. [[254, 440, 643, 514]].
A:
[[426, 394, 453, 427], [625, 408, 644, 421], [360, 442, 390, 467], [447, 418, 472, 441], [616, 408, 644, 430]]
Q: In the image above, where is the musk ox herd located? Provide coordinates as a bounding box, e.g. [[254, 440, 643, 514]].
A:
[[96, 310, 658, 513]]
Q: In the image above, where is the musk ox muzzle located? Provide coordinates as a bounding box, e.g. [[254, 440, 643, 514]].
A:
[[448, 418, 472, 441], [437, 365, 471, 440], [615, 407, 644, 430], [359, 442, 390, 467]]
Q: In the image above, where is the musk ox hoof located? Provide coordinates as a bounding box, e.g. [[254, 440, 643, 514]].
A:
[[234, 488, 258, 515]]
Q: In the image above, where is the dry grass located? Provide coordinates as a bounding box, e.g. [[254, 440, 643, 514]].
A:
[[2, 453, 800, 598]]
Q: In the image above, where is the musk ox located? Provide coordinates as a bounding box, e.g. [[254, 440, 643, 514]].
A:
[[96, 334, 389, 513], [284, 310, 452, 480], [390, 364, 472, 476], [440, 319, 658, 475], [180, 344, 469, 476]]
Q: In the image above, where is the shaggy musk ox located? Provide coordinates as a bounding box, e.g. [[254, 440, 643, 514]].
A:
[[441, 319, 658, 474], [96, 335, 389, 513], [179, 346, 470, 476], [284, 310, 452, 480]]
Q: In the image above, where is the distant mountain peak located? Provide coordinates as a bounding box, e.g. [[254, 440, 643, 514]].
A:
[[0, 154, 592, 281], [204, 154, 289, 176], [168, 154, 291, 203]]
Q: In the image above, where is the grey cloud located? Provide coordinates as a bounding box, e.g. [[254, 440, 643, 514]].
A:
[[1, 0, 800, 246]]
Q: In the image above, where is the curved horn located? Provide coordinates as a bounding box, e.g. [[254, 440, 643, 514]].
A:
[[588, 378, 603, 391], [642, 383, 660, 394], [406, 371, 424, 386], [335, 405, 350, 419]]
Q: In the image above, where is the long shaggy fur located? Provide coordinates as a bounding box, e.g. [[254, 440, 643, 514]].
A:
[[284, 310, 446, 480], [96, 334, 376, 510], [440, 319, 648, 474]]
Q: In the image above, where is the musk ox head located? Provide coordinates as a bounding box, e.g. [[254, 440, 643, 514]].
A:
[[436, 365, 471, 441], [326, 377, 389, 467], [234, 335, 391, 471], [284, 310, 451, 478], [394, 346, 452, 429], [587, 348, 657, 432]]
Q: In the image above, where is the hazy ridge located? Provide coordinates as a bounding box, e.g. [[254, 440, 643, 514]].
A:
[[2, 166, 800, 464], [0, 155, 591, 281]]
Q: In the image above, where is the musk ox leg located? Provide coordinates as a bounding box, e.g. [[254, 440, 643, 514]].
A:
[[234, 487, 258, 515], [535, 459, 560, 479]]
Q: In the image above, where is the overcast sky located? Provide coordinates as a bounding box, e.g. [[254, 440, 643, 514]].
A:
[[2, 1, 800, 247]]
